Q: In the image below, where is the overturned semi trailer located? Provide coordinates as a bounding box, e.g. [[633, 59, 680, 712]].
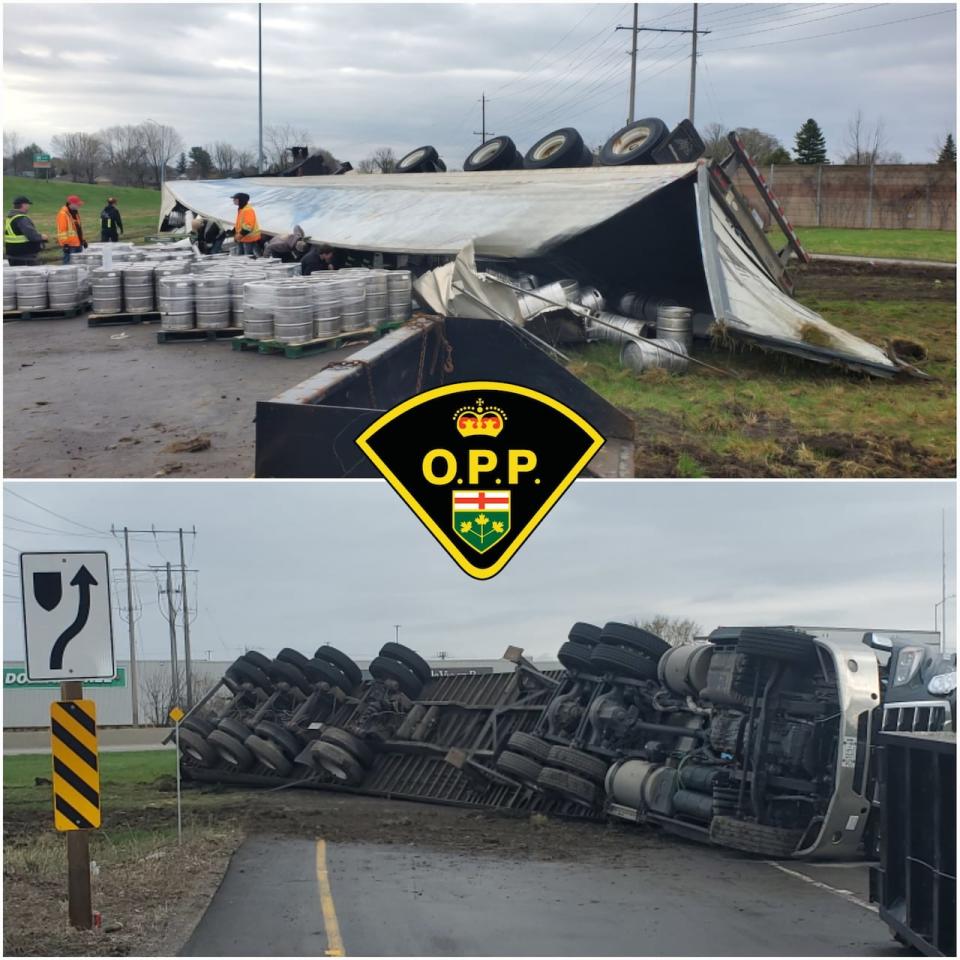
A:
[[161, 155, 911, 477]]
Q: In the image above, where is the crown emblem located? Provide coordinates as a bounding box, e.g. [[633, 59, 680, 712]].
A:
[[454, 399, 506, 438]]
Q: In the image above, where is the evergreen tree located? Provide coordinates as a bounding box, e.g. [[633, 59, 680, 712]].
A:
[[188, 146, 213, 179], [937, 133, 956, 165], [794, 118, 828, 164], [175, 151, 188, 175]]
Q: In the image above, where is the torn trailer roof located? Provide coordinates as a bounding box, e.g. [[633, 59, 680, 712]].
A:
[[161, 164, 904, 377]]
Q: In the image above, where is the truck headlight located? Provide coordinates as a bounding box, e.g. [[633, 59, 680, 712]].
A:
[[892, 647, 923, 686], [928, 671, 957, 696]]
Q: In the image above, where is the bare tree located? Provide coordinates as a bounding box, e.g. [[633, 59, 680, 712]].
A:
[[211, 141, 238, 177], [843, 109, 887, 164], [99, 124, 150, 186], [701, 122, 729, 160], [357, 147, 398, 173], [3, 130, 21, 173], [140, 669, 177, 726], [637, 615, 702, 647], [263, 123, 311, 172], [234, 149, 256, 175], [141, 120, 183, 188], [51, 131, 103, 183]]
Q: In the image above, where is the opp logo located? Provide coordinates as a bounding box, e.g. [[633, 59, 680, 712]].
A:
[[356, 381, 604, 579]]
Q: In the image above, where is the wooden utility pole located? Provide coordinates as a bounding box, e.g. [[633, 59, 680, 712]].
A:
[[688, 3, 699, 123], [628, 4, 638, 123], [178, 528, 193, 708], [473, 93, 490, 143], [122, 527, 139, 725]]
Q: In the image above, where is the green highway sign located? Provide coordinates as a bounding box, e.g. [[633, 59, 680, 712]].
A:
[[4, 664, 125, 688]]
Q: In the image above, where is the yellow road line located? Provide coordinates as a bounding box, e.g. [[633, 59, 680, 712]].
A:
[[315, 839, 345, 957]]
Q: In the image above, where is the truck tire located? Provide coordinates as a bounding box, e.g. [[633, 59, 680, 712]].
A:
[[709, 816, 805, 857], [320, 727, 376, 767], [589, 642, 659, 680], [537, 766, 597, 807], [179, 728, 218, 767], [736, 628, 817, 664], [311, 741, 366, 784], [557, 641, 593, 673], [396, 145, 439, 173], [226, 657, 272, 691], [183, 715, 216, 737], [254, 721, 303, 760], [546, 745, 609, 783], [568, 622, 603, 647], [242, 650, 274, 674], [269, 659, 313, 695], [306, 657, 350, 693], [217, 717, 253, 742], [314, 645, 363, 689], [495, 750, 543, 783], [523, 128, 591, 169], [208, 729, 254, 771], [246, 734, 293, 776], [431, 158, 447, 172], [276, 647, 315, 676], [464, 136, 522, 172], [369, 655, 423, 699], [506, 731, 553, 762], [379, 642, 433, 686], [600, 118, 668, 166], [600, 622, 670, 659]]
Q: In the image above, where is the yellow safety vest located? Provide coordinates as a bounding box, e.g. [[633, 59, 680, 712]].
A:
[[4, 213, 29, 245]]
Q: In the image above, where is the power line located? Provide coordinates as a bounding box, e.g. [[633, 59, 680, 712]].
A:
[[4, 488, 106, 535], [702, 3, 883, 44]]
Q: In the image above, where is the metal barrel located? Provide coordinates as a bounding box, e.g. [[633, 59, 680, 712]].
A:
[[158, 274, 195, 330], [656, 304, 693, 349], [620, 336, 689, 373], [194, 274, 232, 329], [15, 268, 48, 310], [90, 267, 124, 314], [122, 265, 156, 313], [586, 311, 645, 344], [575, 286, 605, 313], [4, 267, 23, 311], [240, 280, 275, 340], [46, 266, 81, 309]]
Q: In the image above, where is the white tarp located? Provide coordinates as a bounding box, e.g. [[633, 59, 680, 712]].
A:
[[161, 164, 698, 258]]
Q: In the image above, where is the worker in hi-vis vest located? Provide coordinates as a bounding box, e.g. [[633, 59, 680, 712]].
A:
[[56, 194, 86, 264], [231, 192, 261, 256], [4, 196, 47, 266], [99, 197, 124, 242]]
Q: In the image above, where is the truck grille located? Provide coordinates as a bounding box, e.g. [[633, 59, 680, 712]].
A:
[[882, 701, 952, 733]]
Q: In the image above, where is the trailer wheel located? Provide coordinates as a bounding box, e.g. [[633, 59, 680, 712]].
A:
[[276, 647, 316, 677], [246, 735, 293, 776], [546, 745, 609, 783], [255, 721, 303, 760], [303, 657, 349, 693], [464, 136, 522, 172], [310, 741, 366, 784], [431, 158, 447, 172], [269, 659, 314, 695], [320, 727, 376, 768], [523, 128, 592, 169], [379, 642, 433, 686], [557, 641, 594, 673], [225, 657, 272, 692], [589, 642, 659, 680], [369, 655, 423, 699], [314, 645, 363, 689], [182, 715, 216, 737], [242, 650, 274, 674], [537, 766, 597, 807], [568, 622, 603, 647], [179, 728, 218, 767], [709, 816, 805, 857], [208, 729, 255, 771], [600, 622, 670, 659], [396, 145, 439, 173], [506, 731, 553, 763], [736, 628, 817, 665], [218, 717, 254, 742], [600, 118, 668, 166], [495, 750, 543, 783]]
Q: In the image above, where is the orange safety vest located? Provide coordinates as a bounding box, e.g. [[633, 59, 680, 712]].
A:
[[56, 206, 82, 247], [234, 205, 261, 243]]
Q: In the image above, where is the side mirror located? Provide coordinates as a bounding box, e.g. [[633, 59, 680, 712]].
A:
[[862, 631, 893, 651]]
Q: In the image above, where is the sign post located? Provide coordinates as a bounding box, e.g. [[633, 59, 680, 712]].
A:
[[169, 706, 184, 844], [21, 551, 114, 931]]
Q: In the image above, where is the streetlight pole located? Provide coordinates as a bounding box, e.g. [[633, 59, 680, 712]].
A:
[[394, 624, 401, 644], [258, 3, 264, 174]]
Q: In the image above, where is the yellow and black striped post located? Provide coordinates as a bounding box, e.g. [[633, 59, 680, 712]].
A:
[[50, 698, 101, 830], [51, 681, 97, 929]]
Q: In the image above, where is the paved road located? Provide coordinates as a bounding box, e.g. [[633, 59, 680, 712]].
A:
[[3, 726, 174, 754], [182, 836, 904, 956]]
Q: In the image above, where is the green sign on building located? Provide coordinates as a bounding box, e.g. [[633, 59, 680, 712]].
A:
[[3, 664, 125, 689]]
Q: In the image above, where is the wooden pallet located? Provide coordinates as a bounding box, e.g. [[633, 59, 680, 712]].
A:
[[156, 326, 243, 343], [233, 326, 378, 359], [4, 304, 85, 322], [88, 311, 160, 327]]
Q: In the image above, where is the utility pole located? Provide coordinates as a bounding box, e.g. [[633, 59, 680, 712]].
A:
[[394, 624, 401, 644], [473, 93, 490, 143], [179, 527, 194, 708], [627, 4, 638, 124], [258, 2, 264, 174], [942, 508, 947, 653], [165, 562, 181, 706], [122, 527, 139, 726], [617, 6, 710, 125]]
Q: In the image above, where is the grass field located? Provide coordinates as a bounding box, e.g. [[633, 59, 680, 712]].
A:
[[3, 175, 162, 251], [796, 227, 956, 262]]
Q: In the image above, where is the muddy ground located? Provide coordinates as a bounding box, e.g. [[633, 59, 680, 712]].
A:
[[3, 785, 682, 956]]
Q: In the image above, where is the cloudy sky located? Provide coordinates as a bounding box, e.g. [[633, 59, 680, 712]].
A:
[[3, 480, 955, 665], [3, 2, 956, 167]]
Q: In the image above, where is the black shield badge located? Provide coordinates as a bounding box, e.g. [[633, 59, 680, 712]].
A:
[[356, 381, 604, 579], [33, 571, 63, 612]]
